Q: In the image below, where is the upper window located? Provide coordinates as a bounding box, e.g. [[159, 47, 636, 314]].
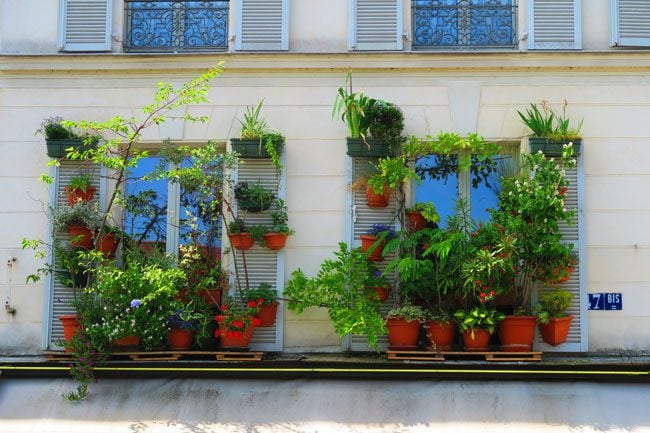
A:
[[412, 0, 518, 50], [124, 1, 229, 52]]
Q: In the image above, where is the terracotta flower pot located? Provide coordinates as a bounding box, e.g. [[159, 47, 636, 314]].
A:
[[219, 324, 255, 349], [95, 232, 118, 258], [262, 232, 288, 250], [499, 315, 537, 352], [65, 186, 96, 206], [255, 302, 279, 327], [360, 235, 384, 262], [368, 286, 389, 302], [408, 211, 427, 232], [59, 315, 80, 352], [462, 329, 491, 351], [228, 233, 254, 250], [540, 315, 573, 346], [198, 288, 222, 306], [425, 320, 456, 351], [365, 185, 390, 208], [68, 226, 93, 250], [112, 335, 141, 350], [168, 328, 194, 350], [386, 317, 420, 350]]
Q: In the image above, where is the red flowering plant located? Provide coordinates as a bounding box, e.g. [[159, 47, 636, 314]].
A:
[[243, 282, 278, 307], [214, 296, 262, 339]]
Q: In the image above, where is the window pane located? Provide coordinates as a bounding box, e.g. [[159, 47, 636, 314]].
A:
[[124, 156, 168, 246], [179, 157, 222, 261], [415, 154, 459, 228], [470, 152, 515, 223]]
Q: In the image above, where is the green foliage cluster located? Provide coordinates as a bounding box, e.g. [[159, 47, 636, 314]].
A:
[[518, 101, 583, 141], [285, 243, 387, 350], [534, 288, 573, 324]]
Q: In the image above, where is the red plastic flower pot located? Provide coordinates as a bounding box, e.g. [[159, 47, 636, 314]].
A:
[[198, 288, 222, 306], [255, 302, 279, 327], [95, 232, 118, 258], [408, 211, 427, 232], [365, 185, 390, 208], [425, 320, 456, 351], [368, 286, 389, 302], [168, 328, 194, 350], [68, 226, 93, 250], [228, 233, 254, 250], [59, 315, 80, 352], [65, 186, 96, 206], [262, 232, 288, 250], [540, 315, 573, 346], [218, 325, 255, 349], [499, 315, 537, 352], [462, 329, 491, 351], [112, 335, 141, 350], [386, 317, 421, 350], [360, 235, 384, 262]]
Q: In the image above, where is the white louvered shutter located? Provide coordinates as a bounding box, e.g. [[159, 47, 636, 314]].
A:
[[349, 157, 398, 351], [230, 160, 284, 351], [236, 0, 289, 51], [611, 0, 650, 47], [528, 0, 581, 50], [350, 0, 403, 51], [48, 161, 102, 349], [535, 161, 587, 352], [60, 0, 113, 51]]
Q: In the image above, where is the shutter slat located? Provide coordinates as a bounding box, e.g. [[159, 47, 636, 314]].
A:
[[612, 0, 650, 46], [232, 159, 283, 350], [49, 161, 101, 349], [529, 0, 580, 50], [238, 0, 288, 50], [62, 0, 112, 51], [350, 158, 397, 351], [353, 0, 402, 50]]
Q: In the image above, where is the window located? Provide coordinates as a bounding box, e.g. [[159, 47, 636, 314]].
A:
[[124, 1, 229, 52], [412, 0, 518, 50], [415, 149, 517, 226]]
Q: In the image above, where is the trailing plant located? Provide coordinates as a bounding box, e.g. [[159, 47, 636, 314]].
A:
[[533, 288, 573, 325], [284, 242, 387, 350], [332, 72, 376, 139], [248, 225, 268, 242], [52, 202, 103, 232], [385, 304, 426, 323], [407, 202, 440, 224]]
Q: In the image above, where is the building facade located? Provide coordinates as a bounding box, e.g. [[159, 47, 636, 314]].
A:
[[1, 0, 649, 354]]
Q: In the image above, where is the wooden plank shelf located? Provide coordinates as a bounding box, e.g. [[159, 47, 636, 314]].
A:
[[44, 350, 264, 362], [387, 350, 542, 362]]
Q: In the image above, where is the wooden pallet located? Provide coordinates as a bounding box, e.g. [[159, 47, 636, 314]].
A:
[[43, 350, 74, 360], [387, 350, 542, 362], [215, 351, 263, 361]]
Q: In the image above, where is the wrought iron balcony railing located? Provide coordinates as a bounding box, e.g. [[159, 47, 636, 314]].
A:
[[412, 0, 518, 50], [125, 1, 229, 52]]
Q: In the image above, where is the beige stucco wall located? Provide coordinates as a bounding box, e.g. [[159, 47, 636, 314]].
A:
[[0, 0, 625, 54], [2, 51, 650, 353]]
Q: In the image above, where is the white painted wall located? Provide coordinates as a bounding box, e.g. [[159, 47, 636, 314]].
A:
[[0, 0, 629, 54]]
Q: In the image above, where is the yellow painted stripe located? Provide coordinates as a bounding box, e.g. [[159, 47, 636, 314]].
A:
[[0, 365, 648, 376]]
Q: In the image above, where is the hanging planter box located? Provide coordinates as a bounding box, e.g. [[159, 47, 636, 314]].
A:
[[46, 138, 97, 158], [346, 138, 394, 158], [529, 137, 582, 157], [231, 137, 284, 158]]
